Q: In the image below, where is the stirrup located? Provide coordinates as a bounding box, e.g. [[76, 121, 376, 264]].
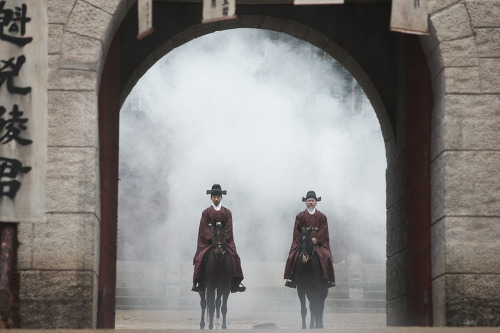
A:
[[285, 279, 296, 289], [231, 282, 246, 293], [191, 282, 204, 292], [327, 280, 336, 288]]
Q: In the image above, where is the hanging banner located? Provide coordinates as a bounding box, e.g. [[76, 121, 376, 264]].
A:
[[390, 0, 429, 35], [0, 0, 48, 222], [202, 0, 236, 24], [294, 0, 344, 4], [137, 0, 154, 39]]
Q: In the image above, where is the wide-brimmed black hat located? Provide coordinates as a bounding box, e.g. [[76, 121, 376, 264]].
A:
[[302, 190, 321, 202], [206, 184, 227, 196]]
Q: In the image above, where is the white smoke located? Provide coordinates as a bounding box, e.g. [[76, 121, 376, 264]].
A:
[[117, 29, 386, 283]]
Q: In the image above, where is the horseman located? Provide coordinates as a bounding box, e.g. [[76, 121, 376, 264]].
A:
[[284, 190, 336, 288], [191, 184, 246, 293]]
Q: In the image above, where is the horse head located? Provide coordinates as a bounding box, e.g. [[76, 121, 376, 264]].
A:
[[211, 222, 227, 259], [298, 227, 314, 264]]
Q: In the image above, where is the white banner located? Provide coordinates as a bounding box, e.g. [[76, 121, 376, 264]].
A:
[[202, 0, 236, 24], [390, 0, 429, 35], [294, 0, 344, 4], [0, 0, 48, 222], [137, 0, 154, 39]]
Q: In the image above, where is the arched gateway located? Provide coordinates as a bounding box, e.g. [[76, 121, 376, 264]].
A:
[[5, 0, 500, 329]]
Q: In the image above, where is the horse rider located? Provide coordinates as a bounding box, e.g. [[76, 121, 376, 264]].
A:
[[284, 190, 336, 288], [192, 184, 246, 293]]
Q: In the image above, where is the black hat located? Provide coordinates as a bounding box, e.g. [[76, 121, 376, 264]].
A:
[[206, 184, 227, 196], [302, 190, 321, 202]]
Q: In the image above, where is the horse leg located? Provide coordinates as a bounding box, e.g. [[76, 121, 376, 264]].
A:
[[317, 288, 327, 329], [297, 287, 307, 329], [221, 290, 229, 329], [199, 291, 206, 329], [207, 288, 215, 330], [215, 288, 222, 329], [308, 294, 316, 329]]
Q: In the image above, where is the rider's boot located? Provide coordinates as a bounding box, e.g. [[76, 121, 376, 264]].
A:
[[284, 279, 296, 288]]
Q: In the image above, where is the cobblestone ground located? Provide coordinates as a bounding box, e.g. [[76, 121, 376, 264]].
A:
[[115, 310, 386, 330]]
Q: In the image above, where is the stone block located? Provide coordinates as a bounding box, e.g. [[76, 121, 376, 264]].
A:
[[386, 199, 408, 258], [60, 32, 103, 71], [479, 58, 500, 93], [49, 55, 98, 91], [466, 0, 500, 28], [260, 17, 288, 33], [386, 294, 410, 326], [46, 147, 97, 213], [430, 154, 446, 223], [84, 0, 122, 15], [427, 0, 461, 14], [31, 213, 97, 270], [443, 66, 481, 93], [20, 270, 95, 328], [48, 24, 64, 54], [435, 217, 500, 275], [430, 3, 473, 42], [431, 218, 446, 278], [438, 94, 500, 151], [445, 274, 500, 326], [431, 3, 473, 42], [66, 1, 112, 41], [47, 0, 76, 24], [17, 223, 34, 270], [386, 251, 409, 300], [440, 37, 479, 67], [424, 36, 444, 80], [476, 29, 500, 58], [432, 275, 447, 326], [432, 151, 500, 219], [48, 90, 98, 146]]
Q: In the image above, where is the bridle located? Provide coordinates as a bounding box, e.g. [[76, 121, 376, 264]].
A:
[[299, 228, 316, 263], [211, 222, 227, 257]]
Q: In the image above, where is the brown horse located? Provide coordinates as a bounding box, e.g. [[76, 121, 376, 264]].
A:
[[294, 227, 329, 329], [199, 222, 232, 329]]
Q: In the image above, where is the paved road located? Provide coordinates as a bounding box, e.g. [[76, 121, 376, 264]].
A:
[[115, 309, 386, 330]]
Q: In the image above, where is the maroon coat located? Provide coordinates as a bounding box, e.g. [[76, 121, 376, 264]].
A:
[[284, 209, 335, 281], [192, 206, 244, 282]]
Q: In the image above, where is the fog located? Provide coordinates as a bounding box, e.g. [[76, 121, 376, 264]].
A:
[[118, 29, 386, 285]]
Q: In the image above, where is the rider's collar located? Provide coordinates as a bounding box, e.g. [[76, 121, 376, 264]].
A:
[[212, 203, 222, 211], [307, 207, 316, 215]]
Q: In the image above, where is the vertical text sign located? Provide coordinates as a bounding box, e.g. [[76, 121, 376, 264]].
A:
[[137, 0, 154, 39], [390, 0, 429, 35], [202, 0, 236, 24], [0, 0, 48, 222]]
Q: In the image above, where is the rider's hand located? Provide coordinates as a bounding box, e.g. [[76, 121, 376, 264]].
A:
[[312, 238, 318, 244]]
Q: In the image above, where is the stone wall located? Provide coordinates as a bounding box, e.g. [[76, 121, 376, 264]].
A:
[[424, 0, 500, 327]]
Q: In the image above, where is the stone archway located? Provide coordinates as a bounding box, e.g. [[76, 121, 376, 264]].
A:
[[96, 1, 432, 327]]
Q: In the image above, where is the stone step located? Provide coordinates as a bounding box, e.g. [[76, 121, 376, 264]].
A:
[[115, 296, 386, 313]]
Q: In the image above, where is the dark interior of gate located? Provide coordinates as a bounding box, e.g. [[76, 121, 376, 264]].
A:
[[98, 1, 433, 328]]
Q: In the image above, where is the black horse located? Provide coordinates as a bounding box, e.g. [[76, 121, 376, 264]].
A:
[[294, 227, 329, 329], [199, 222, 232, 329]]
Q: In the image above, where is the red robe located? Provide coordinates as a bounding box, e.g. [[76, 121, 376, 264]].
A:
[[284, 209, 335, 281], [192, 205, 244, 282]]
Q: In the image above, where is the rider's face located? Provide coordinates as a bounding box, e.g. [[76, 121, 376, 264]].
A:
[[305, 198, 317, 209], [211, 195, 222, 206]]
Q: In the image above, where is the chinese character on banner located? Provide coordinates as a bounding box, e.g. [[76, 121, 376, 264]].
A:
[[294, 0, 344, 5], [390, 0, 429, 35], [137, 0, 154, 39], [0, 55, 32, 95], [202, 0, 236, 24], [0, 156, 31, 199], [0, 1, 33, 46], [0, 104, 33, 146]]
